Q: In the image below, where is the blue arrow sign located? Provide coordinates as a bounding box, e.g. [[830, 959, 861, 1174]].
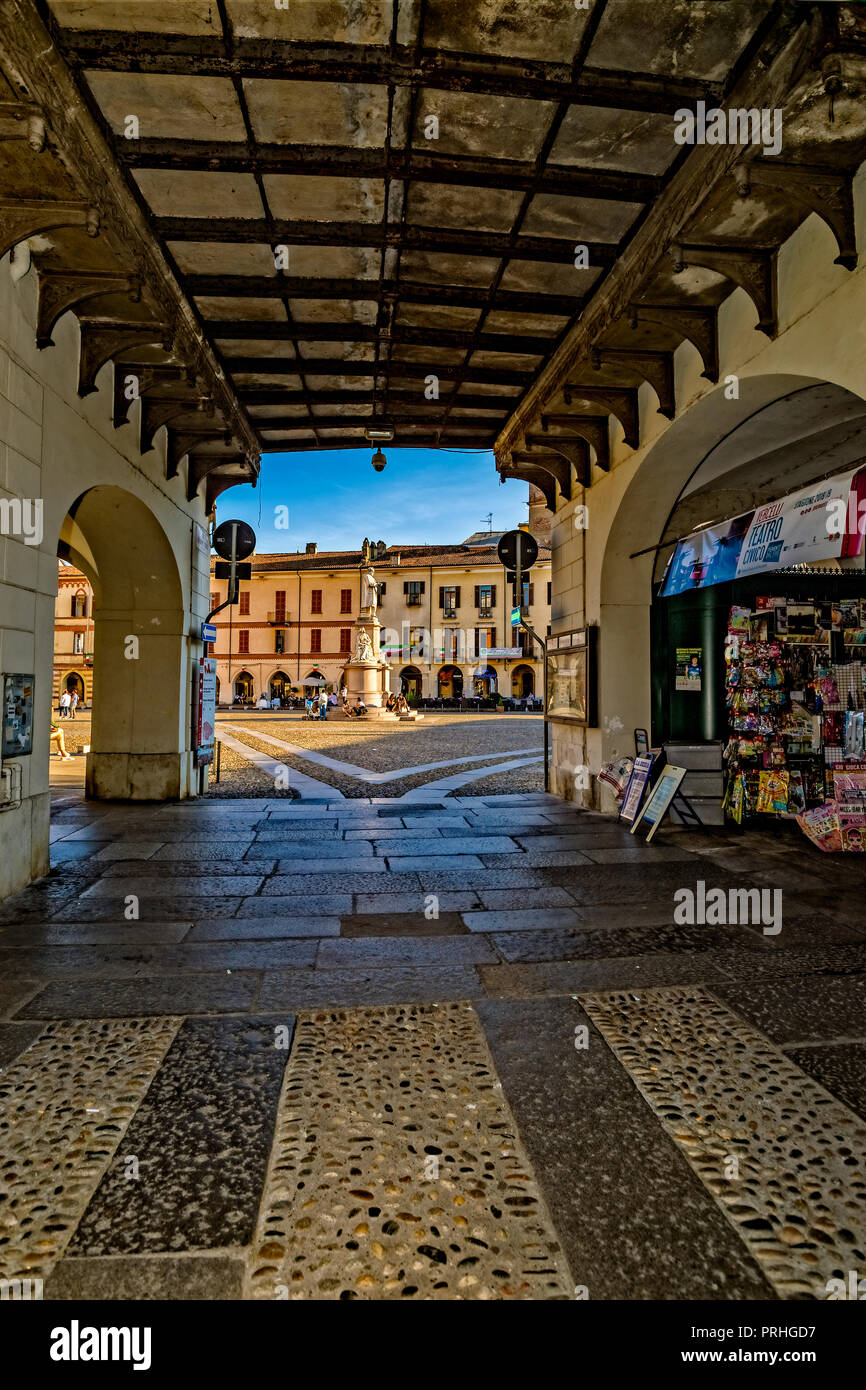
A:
[[201, 622, 217, 643]]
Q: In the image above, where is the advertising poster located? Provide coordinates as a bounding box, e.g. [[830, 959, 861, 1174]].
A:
[[675, 647, 702, 692], [619, 754, 655, 825], [2, 673, 34, 758]]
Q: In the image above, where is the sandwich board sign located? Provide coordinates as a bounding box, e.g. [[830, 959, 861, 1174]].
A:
[[630, 764, 687, 842], [618, 755, 655, 826]]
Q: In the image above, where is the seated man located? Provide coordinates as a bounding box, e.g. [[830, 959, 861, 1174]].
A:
[[49, 721, 73, 760]]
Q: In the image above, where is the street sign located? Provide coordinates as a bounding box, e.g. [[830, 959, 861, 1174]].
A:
[[497, 528, 538, 572], [484, 647, 523, 659], [201, 622, 217, 643], [510, 607, 521, 626], [212, 519, 256, 560], [214, 561, 251, 581], [195, 657, 218, 751]]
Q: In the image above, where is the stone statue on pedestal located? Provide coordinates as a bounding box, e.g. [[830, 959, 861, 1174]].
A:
[[356, 629, 375, 663], [361, 565, 379, 613]]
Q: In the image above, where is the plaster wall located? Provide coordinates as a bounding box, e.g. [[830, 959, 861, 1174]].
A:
[[550, 162, 866, 808], [0, 252, 211, 899]]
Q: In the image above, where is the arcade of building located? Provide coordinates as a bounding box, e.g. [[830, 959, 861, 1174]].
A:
[[2, 1, 866, 898]]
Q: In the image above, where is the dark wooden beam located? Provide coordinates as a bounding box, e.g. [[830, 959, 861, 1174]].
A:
[[184, 273, 582, 318], [59, 31, 717, 111], [155, 217, 618, 266], [224, 357, 533, 386], [240, 388, 513, 411], [208, 319, 556, 355], [261, 432, 498, 453], [251, 413, 500, 433], [119, 139, 659, 204]]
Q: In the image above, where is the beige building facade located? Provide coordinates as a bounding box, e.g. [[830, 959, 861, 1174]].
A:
[[53, 564, 94, 708], [210, 515, 551, 705]]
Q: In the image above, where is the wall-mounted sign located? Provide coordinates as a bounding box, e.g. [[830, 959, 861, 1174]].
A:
[[483, 647, 523, 659], [630, 764, 687, 842], [546, 627, 598, 725], [2, 673, 35, 758], [195, 658, 218, 754]]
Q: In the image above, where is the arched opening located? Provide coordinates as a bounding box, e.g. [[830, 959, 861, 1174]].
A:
[[473, 666, 497, 697], [400, 665, 423, 699], [65, 671, 85, 702], [438, 665, 463, 699], [268, 670, 290, 704], [303, 669, 327, 697], [511, 664, 535, 698], [592, 374, 866, 810], [233, 670, 254, 704], [57, 485, 188, 801]]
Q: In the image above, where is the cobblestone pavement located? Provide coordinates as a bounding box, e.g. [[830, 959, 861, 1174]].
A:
[[1, 790, 864, 1300]]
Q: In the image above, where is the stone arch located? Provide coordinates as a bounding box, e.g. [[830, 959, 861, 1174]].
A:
[[58, 485, 188, 800], [588, 372, 866, 801]]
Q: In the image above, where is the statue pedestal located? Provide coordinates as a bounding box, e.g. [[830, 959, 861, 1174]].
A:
[[327, 610, 395, 719]]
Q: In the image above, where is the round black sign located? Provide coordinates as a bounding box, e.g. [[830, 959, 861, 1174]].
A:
[[212, 519, 256, 561], [497, 528, 538, 571]]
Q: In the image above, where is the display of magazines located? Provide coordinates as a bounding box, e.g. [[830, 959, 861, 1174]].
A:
[[722, 598, 866, 826]]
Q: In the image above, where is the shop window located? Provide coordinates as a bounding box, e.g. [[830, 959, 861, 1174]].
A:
[[311, 589, 323, 614]]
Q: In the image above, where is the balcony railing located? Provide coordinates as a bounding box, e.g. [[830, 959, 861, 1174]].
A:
[[267, 611, 289, 624], [405, 595, 423, 607]]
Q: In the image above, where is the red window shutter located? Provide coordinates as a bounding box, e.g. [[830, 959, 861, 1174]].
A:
[[239, 591, 250, 615], [310, 629, 321, 653], [311, 590, 322, 614], [490, 585, 497, 606], [474, 586, 480, 608], [274, 590, 286, 620], [455, 586, 461, 607], [439, 587, 445, 609], [238, 630, 249, 654], [340, 628, 351, 653], [528, 584, 534, 605]]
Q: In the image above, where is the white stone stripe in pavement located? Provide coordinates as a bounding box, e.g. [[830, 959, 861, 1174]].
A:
[[221, 722, 540, 784], [398, 754, 544, 799], [216, 730, 344, 800]]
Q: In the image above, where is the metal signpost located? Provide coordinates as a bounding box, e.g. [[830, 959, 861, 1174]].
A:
[[497, 529, 548, 790], [199, 520, 257, 793]]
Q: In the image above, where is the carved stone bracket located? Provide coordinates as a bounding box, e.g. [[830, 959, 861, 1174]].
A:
[[591, 348, 676, 419], [165, 427, 218, 480], [734, 161, 858, 270], [34, 268, 137, 349], [0, 197, 99, 260], [521, 439, 573, 501], [497, 458, 556, 512], [632, 304, 719, 382], [78, 320, 170, 397], [111, 362, 192, 427], [187, 453, 241, 503], [670, 242, 778, 336], [557, 385, 639, 448], [527, 433, 590, 488], [139, 396, 205, 454], [0, 101, 47, 151], [538, 412, 610, 471]]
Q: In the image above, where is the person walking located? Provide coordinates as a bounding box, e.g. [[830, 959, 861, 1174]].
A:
[[69, 689, 79, 720], [318, 689, 328, 720], [59, 689, 71, 719], [340, 684, 348, 708]]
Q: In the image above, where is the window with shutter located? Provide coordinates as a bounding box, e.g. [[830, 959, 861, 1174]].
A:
[[455, 586, 461, 608], [474, 585, 480, 608], [311, 590, 322, 614], [490, 585, 496, 607], [528, 584, 534, 605], [310, 629, 321, 653], [340, 589, 352, 613], [340, 628, 351, 653], [238, 630, 249, 654], [439, 587, 445, 609], [274, 590, 286, 621], [239, 591, 250, 616], [547, 582, 552, 604]]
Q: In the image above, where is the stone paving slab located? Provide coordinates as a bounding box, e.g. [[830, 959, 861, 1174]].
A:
[[476, 887, 576, 910], [463, 908, 581, 933], [785, 1043, 866, 1121], [52, 897, 249, 922], [0, 1020, 41, 1067], [261, 859, 386, 880], [315, 936, 499, 968], [17, 974, 260, 1018], [0, 940, 317, 977], [82, 875, 266, 899], [353, 892, 479, 915], [476, 998, 774, 1301], [45, 1254, 245, 1301], [258, 966, 481, 1010], [187, 916, 342, 940], [482, 850, 595, 868], [339, 912, 470, 937], [99, 860, 278, 877], [377, 836, 518, 857], [480, 953, 729, 997], [490, 923, 745, 963], [0, 922, 192, 946], [234, 894, 354, 916], [385, 855, 486, 873], [712, 975, 866, 1045], [417, 868, 549, 890], [68, 1017, 294, 1256]]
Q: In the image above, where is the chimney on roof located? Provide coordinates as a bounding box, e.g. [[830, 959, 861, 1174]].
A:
[[305, 542, 317, 555]]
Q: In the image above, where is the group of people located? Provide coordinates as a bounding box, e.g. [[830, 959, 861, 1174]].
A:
[[384, 692, 410, 715], [57, 689, 80, 718]]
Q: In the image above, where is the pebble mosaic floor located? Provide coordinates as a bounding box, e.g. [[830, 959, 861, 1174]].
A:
[[1, 780, 865, 1300]]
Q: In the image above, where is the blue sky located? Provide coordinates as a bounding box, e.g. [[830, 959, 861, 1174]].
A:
[[217, 447, 529, 552]]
